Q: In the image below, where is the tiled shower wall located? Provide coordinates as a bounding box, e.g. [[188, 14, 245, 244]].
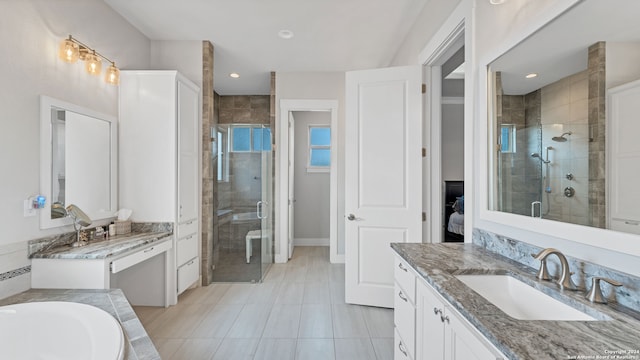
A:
[[540, 70, 589, 225], [219, 95, 270, 124], [496, 72, 542, 216], [217, 95, 271, 211]]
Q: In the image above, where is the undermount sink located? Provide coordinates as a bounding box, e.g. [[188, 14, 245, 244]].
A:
[[455, 274, 598, 321]]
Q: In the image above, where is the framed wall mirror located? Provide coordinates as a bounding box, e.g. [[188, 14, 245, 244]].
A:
[[484, 0, 640, 255], [40, 96, 117, 229]]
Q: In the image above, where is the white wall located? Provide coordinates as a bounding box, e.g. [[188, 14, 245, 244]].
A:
[[441, 103, 464, 180], [292, 111, 331, 245], [0, 0, 151, 298], [606, 42, 640, 89], [150, 40, 203, 87], [391, 0, 462, 66], [275, 72, 345, 254]]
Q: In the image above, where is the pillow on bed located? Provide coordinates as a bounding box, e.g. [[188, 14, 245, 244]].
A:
[[454, 196, 464, 214]]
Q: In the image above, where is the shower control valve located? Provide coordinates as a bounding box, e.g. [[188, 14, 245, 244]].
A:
[[564, 187, 575, 198], [566, 173, 574, 180]]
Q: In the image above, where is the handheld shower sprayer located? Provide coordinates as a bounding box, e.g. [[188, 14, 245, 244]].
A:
[[530, 152, 550, 164]]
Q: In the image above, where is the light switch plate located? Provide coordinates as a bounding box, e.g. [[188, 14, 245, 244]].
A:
[[24, 200, 36, 217]]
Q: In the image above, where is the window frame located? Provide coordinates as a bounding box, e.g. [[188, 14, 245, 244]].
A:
[[229, 125, 271, 153], [307, 125, 331, 173], [499, 124, 517, 153], [216, 127, 229, 182]]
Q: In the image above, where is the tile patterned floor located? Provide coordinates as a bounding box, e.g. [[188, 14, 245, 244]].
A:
[[134, 246, 394, 360]]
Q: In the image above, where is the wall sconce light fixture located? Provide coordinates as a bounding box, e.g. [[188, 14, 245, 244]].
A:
[[58, 35, 120, 85]]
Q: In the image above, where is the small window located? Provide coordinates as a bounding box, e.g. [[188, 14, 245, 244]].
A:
[[230, 126, 272, 152], [216, 128, 229, 182], [253, 127, 272, 151], [308, 126, 331, 172], [500, 124, 516, 153], [232, 127, 251, 152]]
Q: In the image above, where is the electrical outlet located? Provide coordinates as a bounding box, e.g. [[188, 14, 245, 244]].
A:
[[24, 200, 36, 217]]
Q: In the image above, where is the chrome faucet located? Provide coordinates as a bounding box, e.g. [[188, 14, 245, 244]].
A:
[[531, 248, 579, 291]]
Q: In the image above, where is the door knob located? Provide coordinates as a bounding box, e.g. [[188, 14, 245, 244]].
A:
[[347, 214, 356, 221]]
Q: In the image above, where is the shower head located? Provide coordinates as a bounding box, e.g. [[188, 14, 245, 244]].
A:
[[552, 132, 572, 142]]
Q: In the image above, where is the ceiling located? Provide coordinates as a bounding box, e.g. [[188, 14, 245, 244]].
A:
[[104, 0, 430, 95], [491, 0, 640, 95]]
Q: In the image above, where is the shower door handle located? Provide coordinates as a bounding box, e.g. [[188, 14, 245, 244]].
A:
[[531, 201, 542, 218], [256, 201, 263, 219]]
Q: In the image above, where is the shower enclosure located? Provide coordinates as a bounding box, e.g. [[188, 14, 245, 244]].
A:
[[496, 87, 590, 226], [212, 124, 273, 282]]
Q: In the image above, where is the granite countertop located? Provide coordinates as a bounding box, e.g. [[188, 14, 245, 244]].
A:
[[0, 289, 160, 360], [391, 243, 640, 360], [30, 231, 172, 260]]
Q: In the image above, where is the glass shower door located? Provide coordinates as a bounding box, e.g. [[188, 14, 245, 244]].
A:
[[212, 123, 273, 283]]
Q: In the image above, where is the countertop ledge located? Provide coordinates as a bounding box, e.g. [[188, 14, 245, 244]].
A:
[[391, 243, 640, 360], [0, 289, 160, 360], [30, 231, 172, 260]]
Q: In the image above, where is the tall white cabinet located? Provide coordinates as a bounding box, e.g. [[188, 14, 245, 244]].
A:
[[119, 71, 201, 305]]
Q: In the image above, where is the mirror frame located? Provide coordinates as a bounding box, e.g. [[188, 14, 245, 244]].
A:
[[475, 0, 640, 258], [39, 95, 118, 229]]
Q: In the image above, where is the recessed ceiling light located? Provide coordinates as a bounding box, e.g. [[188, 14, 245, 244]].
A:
[[489, 0, 506, 4], [278, 30, 294, 40], [229, 73, 240, 78], [525, 73, 538, 79]]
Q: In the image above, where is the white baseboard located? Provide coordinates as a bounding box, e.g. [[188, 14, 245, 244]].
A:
[[294, 238, 330, 246]]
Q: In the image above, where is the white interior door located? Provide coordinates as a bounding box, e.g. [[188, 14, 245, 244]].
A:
[[345, 66, 422, 308], [288, 113, 295, 259]]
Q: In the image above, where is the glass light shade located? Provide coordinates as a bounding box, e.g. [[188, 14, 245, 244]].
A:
[[105, 63, 120, 85], [58, 38, 79, 63], [84, 52, 102, 76]]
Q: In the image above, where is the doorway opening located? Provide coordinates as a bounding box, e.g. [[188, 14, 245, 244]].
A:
[[277, 100, 339, 264], [421, 6, 468, 244], [441, 48, 465, 242]]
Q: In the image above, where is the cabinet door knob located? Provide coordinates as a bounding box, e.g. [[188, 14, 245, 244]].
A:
[[347, 214, 356, 221], [433, 307, 442, 316], [398, 291, 408, 303], [398, 262, 408, 272]]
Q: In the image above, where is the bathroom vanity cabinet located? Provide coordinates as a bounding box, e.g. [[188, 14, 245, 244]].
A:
[[31, 232, 173, 307], [119, 71, 201, 304], [393, 254, 505, 360], [415, 280, 505, 360]]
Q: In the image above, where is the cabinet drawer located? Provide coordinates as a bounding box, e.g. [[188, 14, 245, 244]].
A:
[[177, 233, 198, 266], [177, 256, 199, 294], [394, 256, 416, 303], [110, 239, 172, 274], [394, 283, 415, 358], [177, 219, 198, 238], [394, 328, 413, 360]]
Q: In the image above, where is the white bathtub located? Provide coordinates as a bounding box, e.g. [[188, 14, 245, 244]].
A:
[[0, 301, 124, 360]]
